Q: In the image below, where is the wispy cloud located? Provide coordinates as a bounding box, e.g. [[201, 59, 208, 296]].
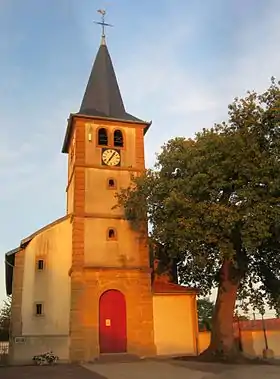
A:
[[116, 0, 280, 167]]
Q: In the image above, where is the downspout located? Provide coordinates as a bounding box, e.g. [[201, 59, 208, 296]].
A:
[[193, 295, 199, 355]]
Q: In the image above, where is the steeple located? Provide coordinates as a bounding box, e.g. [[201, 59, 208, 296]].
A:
[[78, 10, 144, 123], [62, 10, 151, 154], [79, 43, 128, 120]]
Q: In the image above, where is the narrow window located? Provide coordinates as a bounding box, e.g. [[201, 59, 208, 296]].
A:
[[114, 130, 123, 147], [107, 228, 117, 240], [35, 303, 44, 316], [37, 259, 44, 271], [98, 128, 108, 146], [107, 178, 116, 189], [70, 148, 74, 162]]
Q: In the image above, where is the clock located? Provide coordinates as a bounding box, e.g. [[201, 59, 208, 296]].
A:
[[102, 148, 121, 166]]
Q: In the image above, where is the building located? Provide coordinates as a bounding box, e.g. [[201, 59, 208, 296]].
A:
[[5, 19, 199, 364]]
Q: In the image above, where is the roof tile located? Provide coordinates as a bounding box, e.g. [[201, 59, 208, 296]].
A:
[[153, 280, 198, 294]]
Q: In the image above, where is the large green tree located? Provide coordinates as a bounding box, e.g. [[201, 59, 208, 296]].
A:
[[117, 79, 280, 359]]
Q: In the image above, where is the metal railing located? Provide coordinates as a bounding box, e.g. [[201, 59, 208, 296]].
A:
[[0, 341, 9, 366]]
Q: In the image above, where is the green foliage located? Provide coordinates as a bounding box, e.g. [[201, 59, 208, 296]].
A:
[[0, 297, 11, 341], [197, 298, 214, 331], [117, 78, 280, 312]]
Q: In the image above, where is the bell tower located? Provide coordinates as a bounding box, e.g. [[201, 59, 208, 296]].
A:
[[62, 11, 155, 362]]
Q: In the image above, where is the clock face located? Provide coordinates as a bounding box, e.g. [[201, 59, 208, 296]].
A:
[[102, 149, 121, 166]]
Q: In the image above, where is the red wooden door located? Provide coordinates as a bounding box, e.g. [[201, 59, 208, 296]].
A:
[[99, 290, 127, 353]]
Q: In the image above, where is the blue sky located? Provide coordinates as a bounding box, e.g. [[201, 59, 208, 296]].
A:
[[0, 0, 280, 305]]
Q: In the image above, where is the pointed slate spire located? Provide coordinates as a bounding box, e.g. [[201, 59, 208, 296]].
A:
[[78, 10, 146, 122], [62, 12, 151, 154], [78, 40, 144, 122], [79, 43, 125, 119]]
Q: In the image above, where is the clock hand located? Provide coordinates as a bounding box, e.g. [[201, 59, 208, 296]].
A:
[[107, 151, 116, 164]]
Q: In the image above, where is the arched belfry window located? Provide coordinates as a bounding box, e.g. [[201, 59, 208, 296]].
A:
[[98, 128, 108, 146], [114, 130, 124, 148]]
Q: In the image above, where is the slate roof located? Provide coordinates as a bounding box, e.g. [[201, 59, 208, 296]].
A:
[[79, 43, 145, 123], [153, 279, 198, 294]]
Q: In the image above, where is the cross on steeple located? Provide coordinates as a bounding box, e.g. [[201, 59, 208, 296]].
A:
[[94, 9, 113, 45]]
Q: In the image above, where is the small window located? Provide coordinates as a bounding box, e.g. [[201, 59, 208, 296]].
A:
[[107, 178, 116, 189], [114, 130, 124, 147], [35, 303, 44, 316], [37, 259, 44, 271], [107, 228, 117, 240], [98, 128, 108, 146]]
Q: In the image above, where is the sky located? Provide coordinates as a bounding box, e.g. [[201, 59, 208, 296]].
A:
[[0, 0, 280, 307]]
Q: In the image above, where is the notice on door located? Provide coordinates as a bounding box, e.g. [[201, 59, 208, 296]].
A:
[[105, 319, 111, 327]]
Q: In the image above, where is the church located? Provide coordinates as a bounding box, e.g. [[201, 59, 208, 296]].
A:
[[5, 17, 199, 364]]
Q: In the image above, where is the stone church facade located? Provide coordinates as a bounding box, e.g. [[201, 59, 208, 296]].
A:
[[5, 29, 198, 365]]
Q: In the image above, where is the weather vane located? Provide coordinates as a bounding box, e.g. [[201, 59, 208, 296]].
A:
[[94, 9, 113, 44]]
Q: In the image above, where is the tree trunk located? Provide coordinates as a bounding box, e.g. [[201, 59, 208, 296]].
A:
[[201, 260, 241, 360]]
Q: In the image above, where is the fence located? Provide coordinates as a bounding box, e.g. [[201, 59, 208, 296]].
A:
[[198, 314, 280, 359], [0, 341, 9, 366]]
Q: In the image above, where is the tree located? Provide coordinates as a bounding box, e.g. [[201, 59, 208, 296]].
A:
[[0, 297, 11, 341], [197, 298, 214, 331], [117, 78, 280, 360]]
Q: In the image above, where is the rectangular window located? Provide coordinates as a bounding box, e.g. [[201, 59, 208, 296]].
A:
[[37, 259, 44, 270], [35, 303, 44, 316], [107, 178, 117, 190]]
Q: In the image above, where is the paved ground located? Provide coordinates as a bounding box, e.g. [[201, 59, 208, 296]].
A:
[[84, 359, 280, 379], [0, 364, 106, 379], [1, 359, 280, 378]]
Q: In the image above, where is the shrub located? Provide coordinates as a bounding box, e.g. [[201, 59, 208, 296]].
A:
[[32, 351, 58, 365]]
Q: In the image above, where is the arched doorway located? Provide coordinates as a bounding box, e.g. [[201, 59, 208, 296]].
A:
[[99, 290, 127, 354]]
